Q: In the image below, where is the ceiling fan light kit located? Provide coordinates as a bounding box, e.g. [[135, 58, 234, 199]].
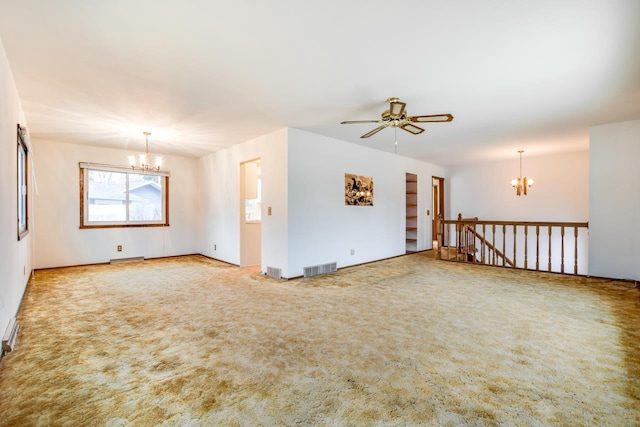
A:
[[341, 97, 453, 139]]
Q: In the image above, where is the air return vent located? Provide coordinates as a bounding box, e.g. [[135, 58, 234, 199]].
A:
[[266, 266, 282, 279], [2, 317, 19, 354], [304, 262, 337, 278]]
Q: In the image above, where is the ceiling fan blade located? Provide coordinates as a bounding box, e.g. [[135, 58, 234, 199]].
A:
[[389, 101, 406, 118], [400, 123, 425, 135], [409, 114, 454, 123], [341, 119, 382, 124], [361, 124, 390, 138]]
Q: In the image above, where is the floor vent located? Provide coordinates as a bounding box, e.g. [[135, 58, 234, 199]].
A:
[[266, 266, 282, 279], [2, 317, 20, 354], [110, 256, 145, 264], [304, 262, 337, 278]]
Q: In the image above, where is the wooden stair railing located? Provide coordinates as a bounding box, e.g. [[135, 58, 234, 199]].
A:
[[450, 214, 514, 267], [456, 215, 478, 262], [463, 224, 515, 267], [436, 213, 589, 275]]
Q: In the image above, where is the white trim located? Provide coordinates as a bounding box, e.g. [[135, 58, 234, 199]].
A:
[[80, 164, 169, 227], [79, 162, 170, 177]]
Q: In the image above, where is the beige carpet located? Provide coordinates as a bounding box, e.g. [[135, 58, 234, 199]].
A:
[[1, 253, 639, 426]]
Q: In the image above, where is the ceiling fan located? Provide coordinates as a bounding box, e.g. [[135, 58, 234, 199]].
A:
[[341, 97, 453, 138]]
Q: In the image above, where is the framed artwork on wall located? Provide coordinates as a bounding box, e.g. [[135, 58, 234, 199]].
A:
[[345, 173, 374, 206]]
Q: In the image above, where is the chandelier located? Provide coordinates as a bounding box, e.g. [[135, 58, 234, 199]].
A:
[[511, 150, 534, 196], [128, 131, 162, 171]]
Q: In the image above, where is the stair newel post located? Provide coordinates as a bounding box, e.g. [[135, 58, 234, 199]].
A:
[[464, 224, 469, 263]]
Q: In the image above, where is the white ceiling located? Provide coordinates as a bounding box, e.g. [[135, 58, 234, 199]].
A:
[[0, 0, 639, 166]]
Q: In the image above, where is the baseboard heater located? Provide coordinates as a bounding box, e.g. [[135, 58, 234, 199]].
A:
[[304, 262, 337, 278], [110, 256, 145, 264], [2, 317, 20, 355]]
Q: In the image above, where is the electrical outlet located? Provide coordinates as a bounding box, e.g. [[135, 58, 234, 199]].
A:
[[350, 249, 355, 255], [214, 244, 217, 251], [117, 245, 122, 252]]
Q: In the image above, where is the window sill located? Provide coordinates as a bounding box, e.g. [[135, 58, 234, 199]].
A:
[[80, 223, 169, 229]]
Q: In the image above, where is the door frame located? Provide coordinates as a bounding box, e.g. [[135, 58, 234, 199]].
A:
[[432, 176, 445, 246], [240, 158, 262, 268]]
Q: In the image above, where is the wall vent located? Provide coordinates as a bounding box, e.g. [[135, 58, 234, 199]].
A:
[[110, 257, 145, 264], [304, 262, 337, 278], [266, 266, 282, 279], [2, 317, 20, 354]]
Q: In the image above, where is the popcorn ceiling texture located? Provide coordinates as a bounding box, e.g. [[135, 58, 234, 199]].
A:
[[1, 253, 639, 425]]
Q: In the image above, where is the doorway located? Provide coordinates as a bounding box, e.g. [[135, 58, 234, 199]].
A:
[[432, 176, 445, 249], [240, 159, 262, 268]]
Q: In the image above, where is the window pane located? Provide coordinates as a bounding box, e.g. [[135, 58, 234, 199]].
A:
[[80, 165, 168, 228], [87, 170, 127, 222], [244, 177, 261, 222], [128, 173, 163, 221]]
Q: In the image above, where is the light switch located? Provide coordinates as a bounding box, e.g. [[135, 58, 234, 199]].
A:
[[268, 206, 272, 216], [427, 210, 430, 216]]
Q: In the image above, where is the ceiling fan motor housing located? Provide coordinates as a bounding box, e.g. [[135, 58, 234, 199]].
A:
[[382, 110, 407, 126]]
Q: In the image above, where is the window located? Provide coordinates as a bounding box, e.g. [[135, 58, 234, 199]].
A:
[[244, 177, 261, 222], [80, 163, 169, 228], [242, 160, 261, 223], [17, 124, 29, 240]]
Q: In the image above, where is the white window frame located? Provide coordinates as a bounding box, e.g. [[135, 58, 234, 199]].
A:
[[17, 124, 29, 240], [79, 163, 170, 228]]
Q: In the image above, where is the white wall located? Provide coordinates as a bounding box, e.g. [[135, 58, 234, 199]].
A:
[[32, 140, 201, 268], [589, 120, 640, 281], [199, 127, 444, 279], [199, 128, 289, 274], [0, 38, 31, 335], [446, 151, 590, 274], [287, 129, 444, 278], [446, 150, 589, 222]]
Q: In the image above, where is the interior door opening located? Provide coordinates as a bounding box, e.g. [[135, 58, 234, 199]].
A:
[[240, 159, 262, 268], [432, 176, 445, 250]]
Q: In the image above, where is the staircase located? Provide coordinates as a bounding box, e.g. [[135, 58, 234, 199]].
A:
[[436, 213, 589, 274]]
